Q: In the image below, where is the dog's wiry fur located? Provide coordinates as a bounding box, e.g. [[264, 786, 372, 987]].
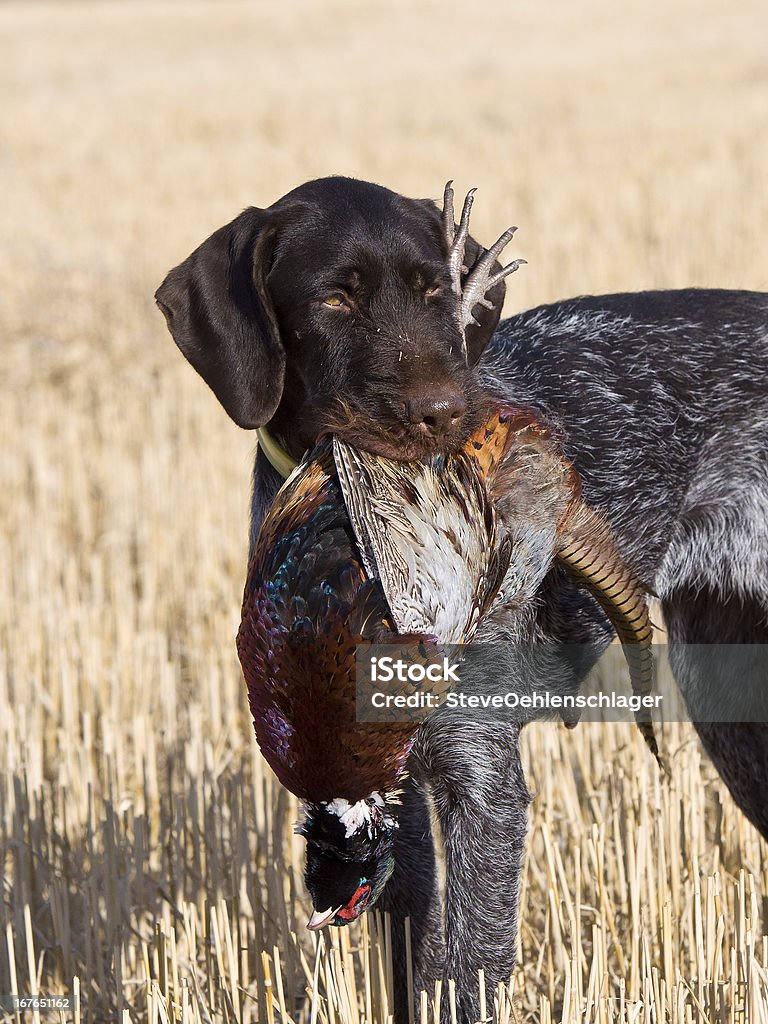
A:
[[157, 177, 768, 1023]]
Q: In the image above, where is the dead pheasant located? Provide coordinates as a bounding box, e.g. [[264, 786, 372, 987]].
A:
[[236, 418, 513, 928], [237, 406, 659, 929]]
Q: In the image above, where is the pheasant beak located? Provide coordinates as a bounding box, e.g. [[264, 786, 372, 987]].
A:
[[306, 906, 341, 930]]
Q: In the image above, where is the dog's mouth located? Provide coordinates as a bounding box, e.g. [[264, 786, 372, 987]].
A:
[[319, 396, 482, 462], [343, 433, 454, 461]]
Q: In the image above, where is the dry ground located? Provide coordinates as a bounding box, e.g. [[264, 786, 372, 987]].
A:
[[2, 1, 768, 1021]]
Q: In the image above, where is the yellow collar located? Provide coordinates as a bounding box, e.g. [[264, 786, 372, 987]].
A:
[[256, 427, 300, 479]]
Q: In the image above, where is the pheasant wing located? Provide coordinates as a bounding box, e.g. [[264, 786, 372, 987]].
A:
[[333, 438, 504, 643], [332, 438, 426, 632]]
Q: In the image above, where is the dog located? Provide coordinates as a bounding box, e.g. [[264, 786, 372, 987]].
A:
[[157, 176, 768, 1023]]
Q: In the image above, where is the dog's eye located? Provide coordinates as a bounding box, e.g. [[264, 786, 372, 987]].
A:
[[425, 284, 442, 299], [322, 294, 347, 309]]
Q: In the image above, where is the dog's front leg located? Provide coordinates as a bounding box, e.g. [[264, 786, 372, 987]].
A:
[[414, 716, 530, 1024], [378, 773, 445, 1023]]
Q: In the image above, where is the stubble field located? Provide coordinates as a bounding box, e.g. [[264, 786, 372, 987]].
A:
[[2, 1, 768, 1021]]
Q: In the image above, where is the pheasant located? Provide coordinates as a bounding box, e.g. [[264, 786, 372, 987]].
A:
[[237, 186, 660, 929], [236, 415, 514, 928]]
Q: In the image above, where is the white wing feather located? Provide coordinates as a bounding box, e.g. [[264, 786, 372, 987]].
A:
[[333, 438, 503, 643]]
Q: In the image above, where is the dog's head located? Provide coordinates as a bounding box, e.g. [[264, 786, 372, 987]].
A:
[[155, 176, 509, 460]]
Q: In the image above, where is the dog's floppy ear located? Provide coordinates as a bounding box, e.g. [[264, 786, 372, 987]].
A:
[[155, 208, 284, 429], [461, 234, 506, 366]]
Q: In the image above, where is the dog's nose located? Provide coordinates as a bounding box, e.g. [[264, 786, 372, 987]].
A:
[[404, 389, 467, 437]]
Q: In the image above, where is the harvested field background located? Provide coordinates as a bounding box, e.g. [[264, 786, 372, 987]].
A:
[[1, 1, 767, 1021]]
